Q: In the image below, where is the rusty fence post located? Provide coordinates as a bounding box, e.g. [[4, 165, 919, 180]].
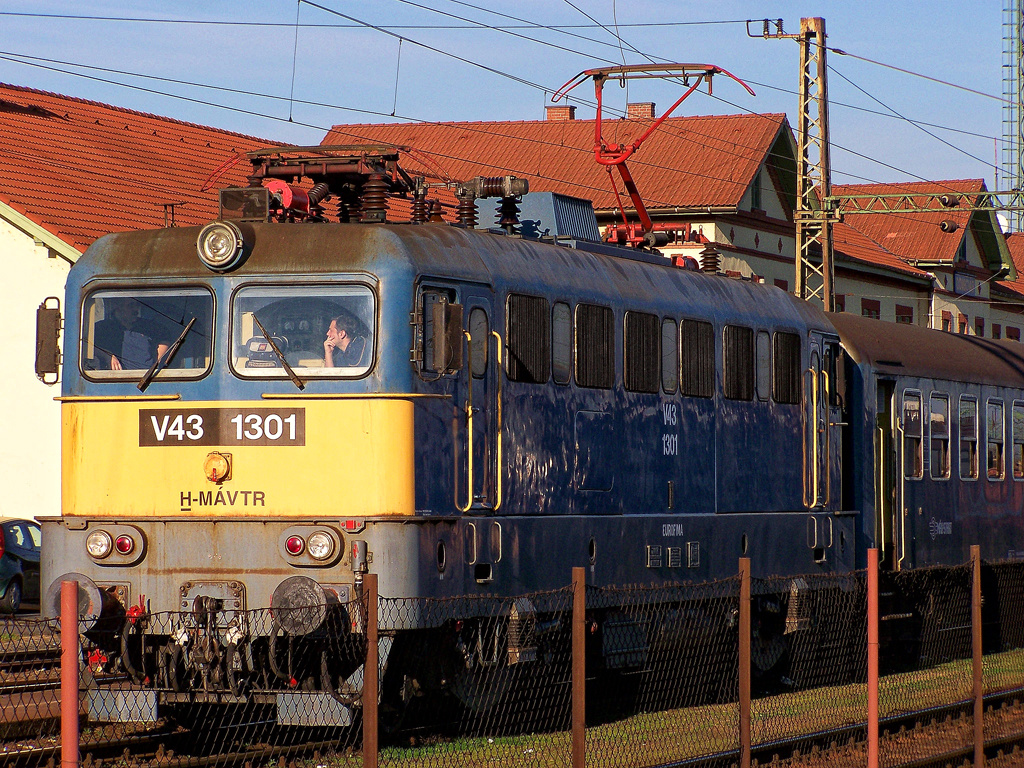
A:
[[572, 566, 586, 768], [61, 580, 79, 768], [363, 573, 379, 768], [972, 545, 984, 768], [739, 558, 750, 768], [867, 548, 879, 768]]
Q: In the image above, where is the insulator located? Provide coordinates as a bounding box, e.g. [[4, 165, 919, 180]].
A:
[[457, 193, 478, 228], [360, 173, 389, 223], [308, 183, 330, 207], [428, 199, 445, 222], [411, 184, 428, 224], [496, 197, 521, 233]]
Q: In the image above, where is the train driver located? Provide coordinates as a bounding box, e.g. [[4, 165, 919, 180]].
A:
[[94, 298, 171, 371], [323, 314, 368, 368]]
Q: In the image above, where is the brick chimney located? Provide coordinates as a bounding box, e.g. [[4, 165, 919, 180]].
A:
[[627, 102, 656, 120], [545, 105, 576, 121]]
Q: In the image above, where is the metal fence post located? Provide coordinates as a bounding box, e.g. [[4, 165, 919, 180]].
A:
[[61, 580, 79, 768], [739, 558, 750, 768], [364, 573, 379, 768], [572, 566, 586, 768], [868, 548, 879, 768], [972, 544, 984, 768]]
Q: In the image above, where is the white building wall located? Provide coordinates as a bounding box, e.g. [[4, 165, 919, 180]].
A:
[[0, 216, 74, 520]]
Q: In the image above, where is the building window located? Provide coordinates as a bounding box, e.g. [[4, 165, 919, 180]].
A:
[[751, 170, 762, 211], [930, 393, 950, 479], [861, 299, 881, 320], [1009, 327, 1021, 341], [895, 305, 913, 324], [960, 396, 978, 480], [551, 302, 572, 385], [958, 313, 968, 334], [773, 332, 802, 405], [903, 391, 923, 479], [624, 311, 660, 393], [976, 318, 985, 337], [661, 319, 678, 394], [941, 310, 952, 332], [1014, 402, 1024, 479], [680, 319, 714, 398], [507, 294, 550, 383], [724, 325, 754, 401], [994, 324, 1002, 340], [575, 304, 614, 389], [988, 399, 1005, 480], [834, 294, 845, 313]]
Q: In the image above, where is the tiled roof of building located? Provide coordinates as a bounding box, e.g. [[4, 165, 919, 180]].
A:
[[833, 180, 985, 263], [322, 112, 791, 213], [0, 83, 275, 252], [832, 221, 932, 279], [996, 232, 1024, 300]]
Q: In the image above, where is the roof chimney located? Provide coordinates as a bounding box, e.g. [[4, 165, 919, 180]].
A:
[[546, 105, 576, 121], [627, 102, 656, 120]]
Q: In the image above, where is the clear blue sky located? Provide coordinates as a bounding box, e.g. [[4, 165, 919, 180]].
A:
[[0, 1, 1007, 189]]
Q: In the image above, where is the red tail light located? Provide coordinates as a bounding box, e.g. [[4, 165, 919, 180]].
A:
[[285, 535, 305, 556], [114, 535, 135, 555]]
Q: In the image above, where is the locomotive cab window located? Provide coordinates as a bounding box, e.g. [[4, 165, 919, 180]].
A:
[[755, 331, 771, 401], [929, 393, 950, 479], [960, 396, 979, 480], [661, 319, 678, 394], [1014, 402, 1024, 480], [81, 288, 214, 380], [902, 391, 923, 479], [231, 285, 375, 378], [552, 302, 572, 385], [987, 399, 1005, 480]]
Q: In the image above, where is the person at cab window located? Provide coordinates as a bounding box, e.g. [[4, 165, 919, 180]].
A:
[[323, 314, 367, 368], [94, 298, 171, 370]]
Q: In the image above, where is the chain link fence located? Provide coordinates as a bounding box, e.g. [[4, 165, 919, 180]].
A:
[[2, 559, 1023, 767]]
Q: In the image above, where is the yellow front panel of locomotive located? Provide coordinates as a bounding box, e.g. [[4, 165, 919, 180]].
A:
[[61, 399, 416, 518]]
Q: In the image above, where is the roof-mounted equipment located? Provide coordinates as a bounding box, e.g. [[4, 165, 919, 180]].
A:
[[552, 64, 754, 247]]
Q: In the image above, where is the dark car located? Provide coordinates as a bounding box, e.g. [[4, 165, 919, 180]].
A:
[[0, 518, 41, 612]]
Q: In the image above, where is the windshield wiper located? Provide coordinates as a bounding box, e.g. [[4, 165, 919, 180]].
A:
[[138, 317, 196, 393], [251, 313, 305, 391]]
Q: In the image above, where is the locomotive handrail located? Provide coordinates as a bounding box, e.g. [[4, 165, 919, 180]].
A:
[[491, 329, 503, 512], [896, 418, 908, 570], [823, 370, 831, 508], [261, 393, 452, 399], [812, 369, 820, 508], [457, 330, 474, 513], [55, 394, 181, 401]]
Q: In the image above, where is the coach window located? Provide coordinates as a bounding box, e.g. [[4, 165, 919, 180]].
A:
[[231, 284, 375, 379], [680, 319, 714, 398], [575, 304, 614, 389], [506, 294, 550, 383], [552, 302, 572, 385], [661, 319, 678, 394], [469, 308, 488, 378], [987, 399, 1006, 480], [929, 393, 950, 479], [1013, 402, 1024, 479], [624, 311, 660, 393], [755, 331, 771, 401], [960, 396, 979, 480], [724, 325, 754, 401], [902, 391, 923, 479]]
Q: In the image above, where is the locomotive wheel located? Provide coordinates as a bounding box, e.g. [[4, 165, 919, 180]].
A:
[[448, 659, 512, 715]]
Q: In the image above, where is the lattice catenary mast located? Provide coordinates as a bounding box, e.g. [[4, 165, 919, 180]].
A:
[[1003, 0, 1024, 232]]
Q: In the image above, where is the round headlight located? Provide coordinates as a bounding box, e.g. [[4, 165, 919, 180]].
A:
[[197, 221, 246, 272], [307, 532, 335, 561], [86, 530, 113, 559]]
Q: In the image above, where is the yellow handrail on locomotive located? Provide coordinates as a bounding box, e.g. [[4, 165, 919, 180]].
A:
[[896, 417, 908, 571], [457, 329, 474, 513], [491, 329, 503, 512], [822, 370, 830, 507]]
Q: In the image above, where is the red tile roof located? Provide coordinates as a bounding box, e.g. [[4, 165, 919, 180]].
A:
[[833, 180, 985, 263], [996, 232, 1024, 300], [0, 83, 275, 253], [322, 113, 791, 213], [832, 221, 932, 279]]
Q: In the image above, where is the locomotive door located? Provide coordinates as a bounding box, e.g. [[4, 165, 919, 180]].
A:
[[458, 292, 502, 511], [804, 334, 830, 509], [874, 380, 900, 570]]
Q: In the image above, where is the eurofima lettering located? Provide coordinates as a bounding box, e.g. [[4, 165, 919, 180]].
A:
[[180, 490, 265, 511]]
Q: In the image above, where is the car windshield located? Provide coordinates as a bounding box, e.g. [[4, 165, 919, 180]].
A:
[[81, 289, 213, 379], [231, 285, 375, 378]]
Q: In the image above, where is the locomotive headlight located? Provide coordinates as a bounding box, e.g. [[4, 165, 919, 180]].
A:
[[86, 530, 113, 559], [197, 221, 248, 272], [307, 531, 335, 561]]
